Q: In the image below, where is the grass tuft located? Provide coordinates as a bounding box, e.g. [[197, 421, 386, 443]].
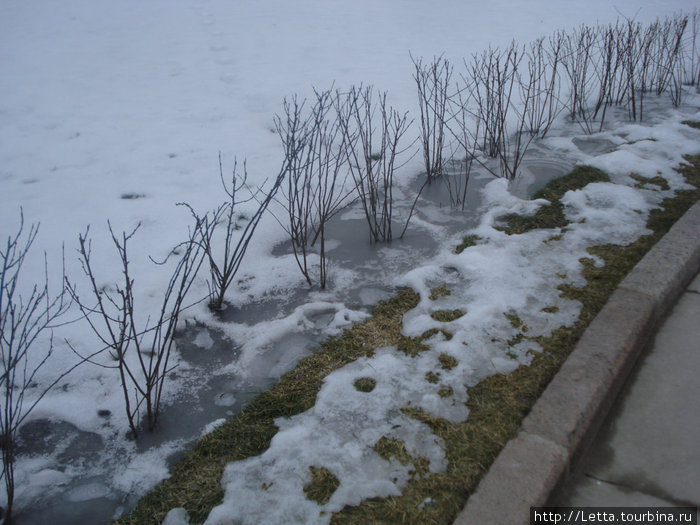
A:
[[373, 436, 413, 465], [420, 328, 454, 342], [438, 353, 458, 370], [438, 386, 454, 398], [429, 285, 452, 301], [425, 371, 441, 384], [304, 466, 340, 505], [455, 235, 482, 254], [504, 312, 528, 331], [430, 309, 465, 322], [353, 377, 377, 393]]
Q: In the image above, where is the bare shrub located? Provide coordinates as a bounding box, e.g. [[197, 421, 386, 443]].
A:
[[464, 45, 519, 158], [442, 143, 475, 210], [274, 90, 356, 287], [183, 155, 285, 309], [650, 15, 687, 97], [524, 36, 563, 137], [679, 9, 700, 87], [461, 42, 536, 180], [67, 220, 205, 437], [591, 23, 623, 129], [1, 211, 74, 523], [560, 25, 599, 132], [412, 54, 453, 182], [275, 95, 316, 286], [337, 85, 413, 242], [443, 84, 479, 209]]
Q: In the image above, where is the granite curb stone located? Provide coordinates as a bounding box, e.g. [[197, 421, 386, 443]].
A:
[[452, 432, 568, 525], [454, 201, 700, 525], [618, 202, 700, 319]]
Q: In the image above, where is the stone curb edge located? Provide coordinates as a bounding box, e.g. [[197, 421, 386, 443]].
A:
[[453, 200, 700, 525]]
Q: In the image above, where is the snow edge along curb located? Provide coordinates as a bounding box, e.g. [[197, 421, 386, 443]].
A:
[[453, 200, 700, 525]]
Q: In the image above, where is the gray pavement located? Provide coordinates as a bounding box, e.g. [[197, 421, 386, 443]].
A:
[[553, 272, 700, 510]]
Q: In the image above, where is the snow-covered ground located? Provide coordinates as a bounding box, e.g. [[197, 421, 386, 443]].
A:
[[1, 1, 699, 524]]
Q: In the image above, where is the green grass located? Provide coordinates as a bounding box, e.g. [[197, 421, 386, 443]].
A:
[[117, 154, 699, 525]]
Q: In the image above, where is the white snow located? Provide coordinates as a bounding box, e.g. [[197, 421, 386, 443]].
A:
[[1, 1, 699, 523]]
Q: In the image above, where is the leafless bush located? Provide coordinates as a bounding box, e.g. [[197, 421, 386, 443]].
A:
[[560, 26, 599, 132], [308, 90, 358, 285], [1, 211, 75, 523], [338, 85, 413, 242], [524, 36, 563, 137], [275, 95, 316, 286], [616, 18, 643, 121], [680, 9, 699, 87], [460, 43, 536, 180], [440, 79, 483, 209], [661, 15, 689, 106], [669, 68, 684, 106], [275, 90, 356, 287], [464, 45, 518, 158], [412, 54, 453, 182], [183, 155, 285, 309], [649, 15, 687, 97], [67, 220, 205, 438], [591, 23, 623, 129], [635, 21, 658, 120], [442, 144, 475, 210]]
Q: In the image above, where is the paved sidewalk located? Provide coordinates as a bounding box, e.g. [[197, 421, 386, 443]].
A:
[[553, 272, 700, 511]]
